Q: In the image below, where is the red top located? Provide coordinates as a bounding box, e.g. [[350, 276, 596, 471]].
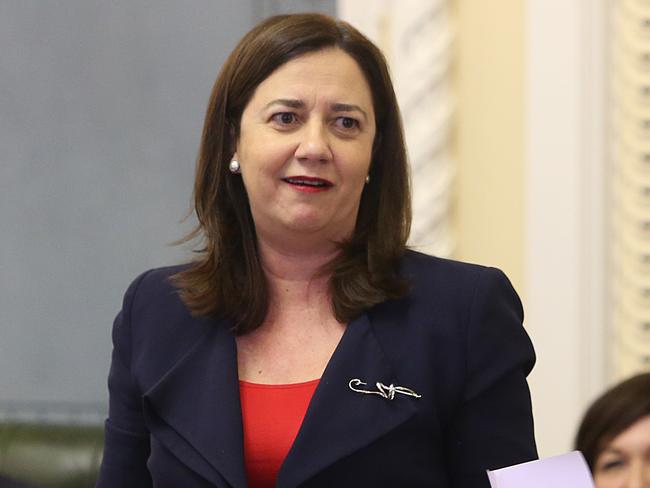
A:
[[239, 379, 319, 488]]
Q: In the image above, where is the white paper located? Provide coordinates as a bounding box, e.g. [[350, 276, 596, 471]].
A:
[[487, 451, 595, 488]]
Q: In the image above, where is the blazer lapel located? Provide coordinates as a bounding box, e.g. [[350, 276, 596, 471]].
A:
[[142, 320, 247, 488], [277, 312, 419, 487]]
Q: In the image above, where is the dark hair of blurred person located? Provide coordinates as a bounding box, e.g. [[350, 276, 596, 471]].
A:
[[575, 372, 650, 487]]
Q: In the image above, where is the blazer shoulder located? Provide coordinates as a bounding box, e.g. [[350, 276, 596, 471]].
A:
[[127, 262, 189, 297], [401, 249, 512, 291], [396, 250, 523, 325], [118, 263, 190, 315], [116, 263, 208, 346], [402, 249, 489, 274]]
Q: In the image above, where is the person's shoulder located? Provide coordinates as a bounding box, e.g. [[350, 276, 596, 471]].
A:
[[401, 249, 496, 280], [399, 249, 515, 300], [131, 262, 189, 291], [120, 263, 192, 314]]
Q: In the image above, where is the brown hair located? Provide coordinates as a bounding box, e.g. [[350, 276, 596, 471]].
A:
[[172, 13, 411, 334], [575, 372, 650, 471]]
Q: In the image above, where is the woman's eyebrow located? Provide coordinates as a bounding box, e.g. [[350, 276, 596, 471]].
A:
[[263, 98, 305, 110], [600, 447, 624, 455], [331, 103, 368, 121]]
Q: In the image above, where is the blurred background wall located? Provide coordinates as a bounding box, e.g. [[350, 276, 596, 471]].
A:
[[522, 0, 608, 458], [2, 0, 648, 461]]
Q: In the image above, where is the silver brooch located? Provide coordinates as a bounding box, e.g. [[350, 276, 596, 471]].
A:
[[348, 378, 422, 400]]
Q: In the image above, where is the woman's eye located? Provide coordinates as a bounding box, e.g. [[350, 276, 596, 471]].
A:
[[601, 459, 625, 471], [335, 116, 359, 131], [272, 112, 297, 125]]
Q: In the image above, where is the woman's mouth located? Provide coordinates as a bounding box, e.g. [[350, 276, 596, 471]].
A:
[[282, 176, 333, 193]]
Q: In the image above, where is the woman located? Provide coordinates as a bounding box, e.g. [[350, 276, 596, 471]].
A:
[[575, 373, 650, 488], [97, 13, 537, 487]]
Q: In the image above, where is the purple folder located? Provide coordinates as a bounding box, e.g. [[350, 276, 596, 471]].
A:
[[487, 451, 595, 488]]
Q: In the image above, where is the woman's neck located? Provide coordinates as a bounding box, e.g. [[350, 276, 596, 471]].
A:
[[256, 237, 336, 313], [259, 236, 334, 281]]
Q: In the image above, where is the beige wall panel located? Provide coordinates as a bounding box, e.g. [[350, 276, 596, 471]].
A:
[[451, 0, 525, 295]]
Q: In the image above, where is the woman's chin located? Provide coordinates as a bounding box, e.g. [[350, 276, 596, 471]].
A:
[[277, 215, 351, 241], [253, 208, 355, 243], [281, 217, 329, 235]]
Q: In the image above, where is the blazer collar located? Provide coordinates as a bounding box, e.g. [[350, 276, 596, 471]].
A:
[[142, 311, 418, 488], [278, 312, 418, 487], [142, 319, 247, 488]]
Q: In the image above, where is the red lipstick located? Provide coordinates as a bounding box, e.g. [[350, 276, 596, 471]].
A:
[[282, 176, 333, 193]]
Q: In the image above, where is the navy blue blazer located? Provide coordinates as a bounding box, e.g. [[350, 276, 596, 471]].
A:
[[97, 251, 537, 487]]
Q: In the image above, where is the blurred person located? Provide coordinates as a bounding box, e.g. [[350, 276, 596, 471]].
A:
[[575, 372, 650, 488], [97, 13, 537, 487]]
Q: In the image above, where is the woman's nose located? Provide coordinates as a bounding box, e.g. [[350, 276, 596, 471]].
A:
[[294, 121, 332, 163]]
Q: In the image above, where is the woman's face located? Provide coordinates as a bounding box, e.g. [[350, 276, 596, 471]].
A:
[[235, 48, 375, 246], [594, 415, 650, 488]]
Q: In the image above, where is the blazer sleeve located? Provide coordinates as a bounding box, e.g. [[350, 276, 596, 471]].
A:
[[97, 272, 153, 488], [445, 267, 538, 487]]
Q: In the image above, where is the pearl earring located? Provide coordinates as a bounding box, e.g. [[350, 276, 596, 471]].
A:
[[365, 175, 370, 184], [229, 159, 240, 174]]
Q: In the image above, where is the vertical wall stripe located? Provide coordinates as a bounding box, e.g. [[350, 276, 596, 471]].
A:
[[610, 0, 650, 378]]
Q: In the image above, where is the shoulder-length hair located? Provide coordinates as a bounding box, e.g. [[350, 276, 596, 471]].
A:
[[575, 372, 650, 471], [172, 13, 411, 334]]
